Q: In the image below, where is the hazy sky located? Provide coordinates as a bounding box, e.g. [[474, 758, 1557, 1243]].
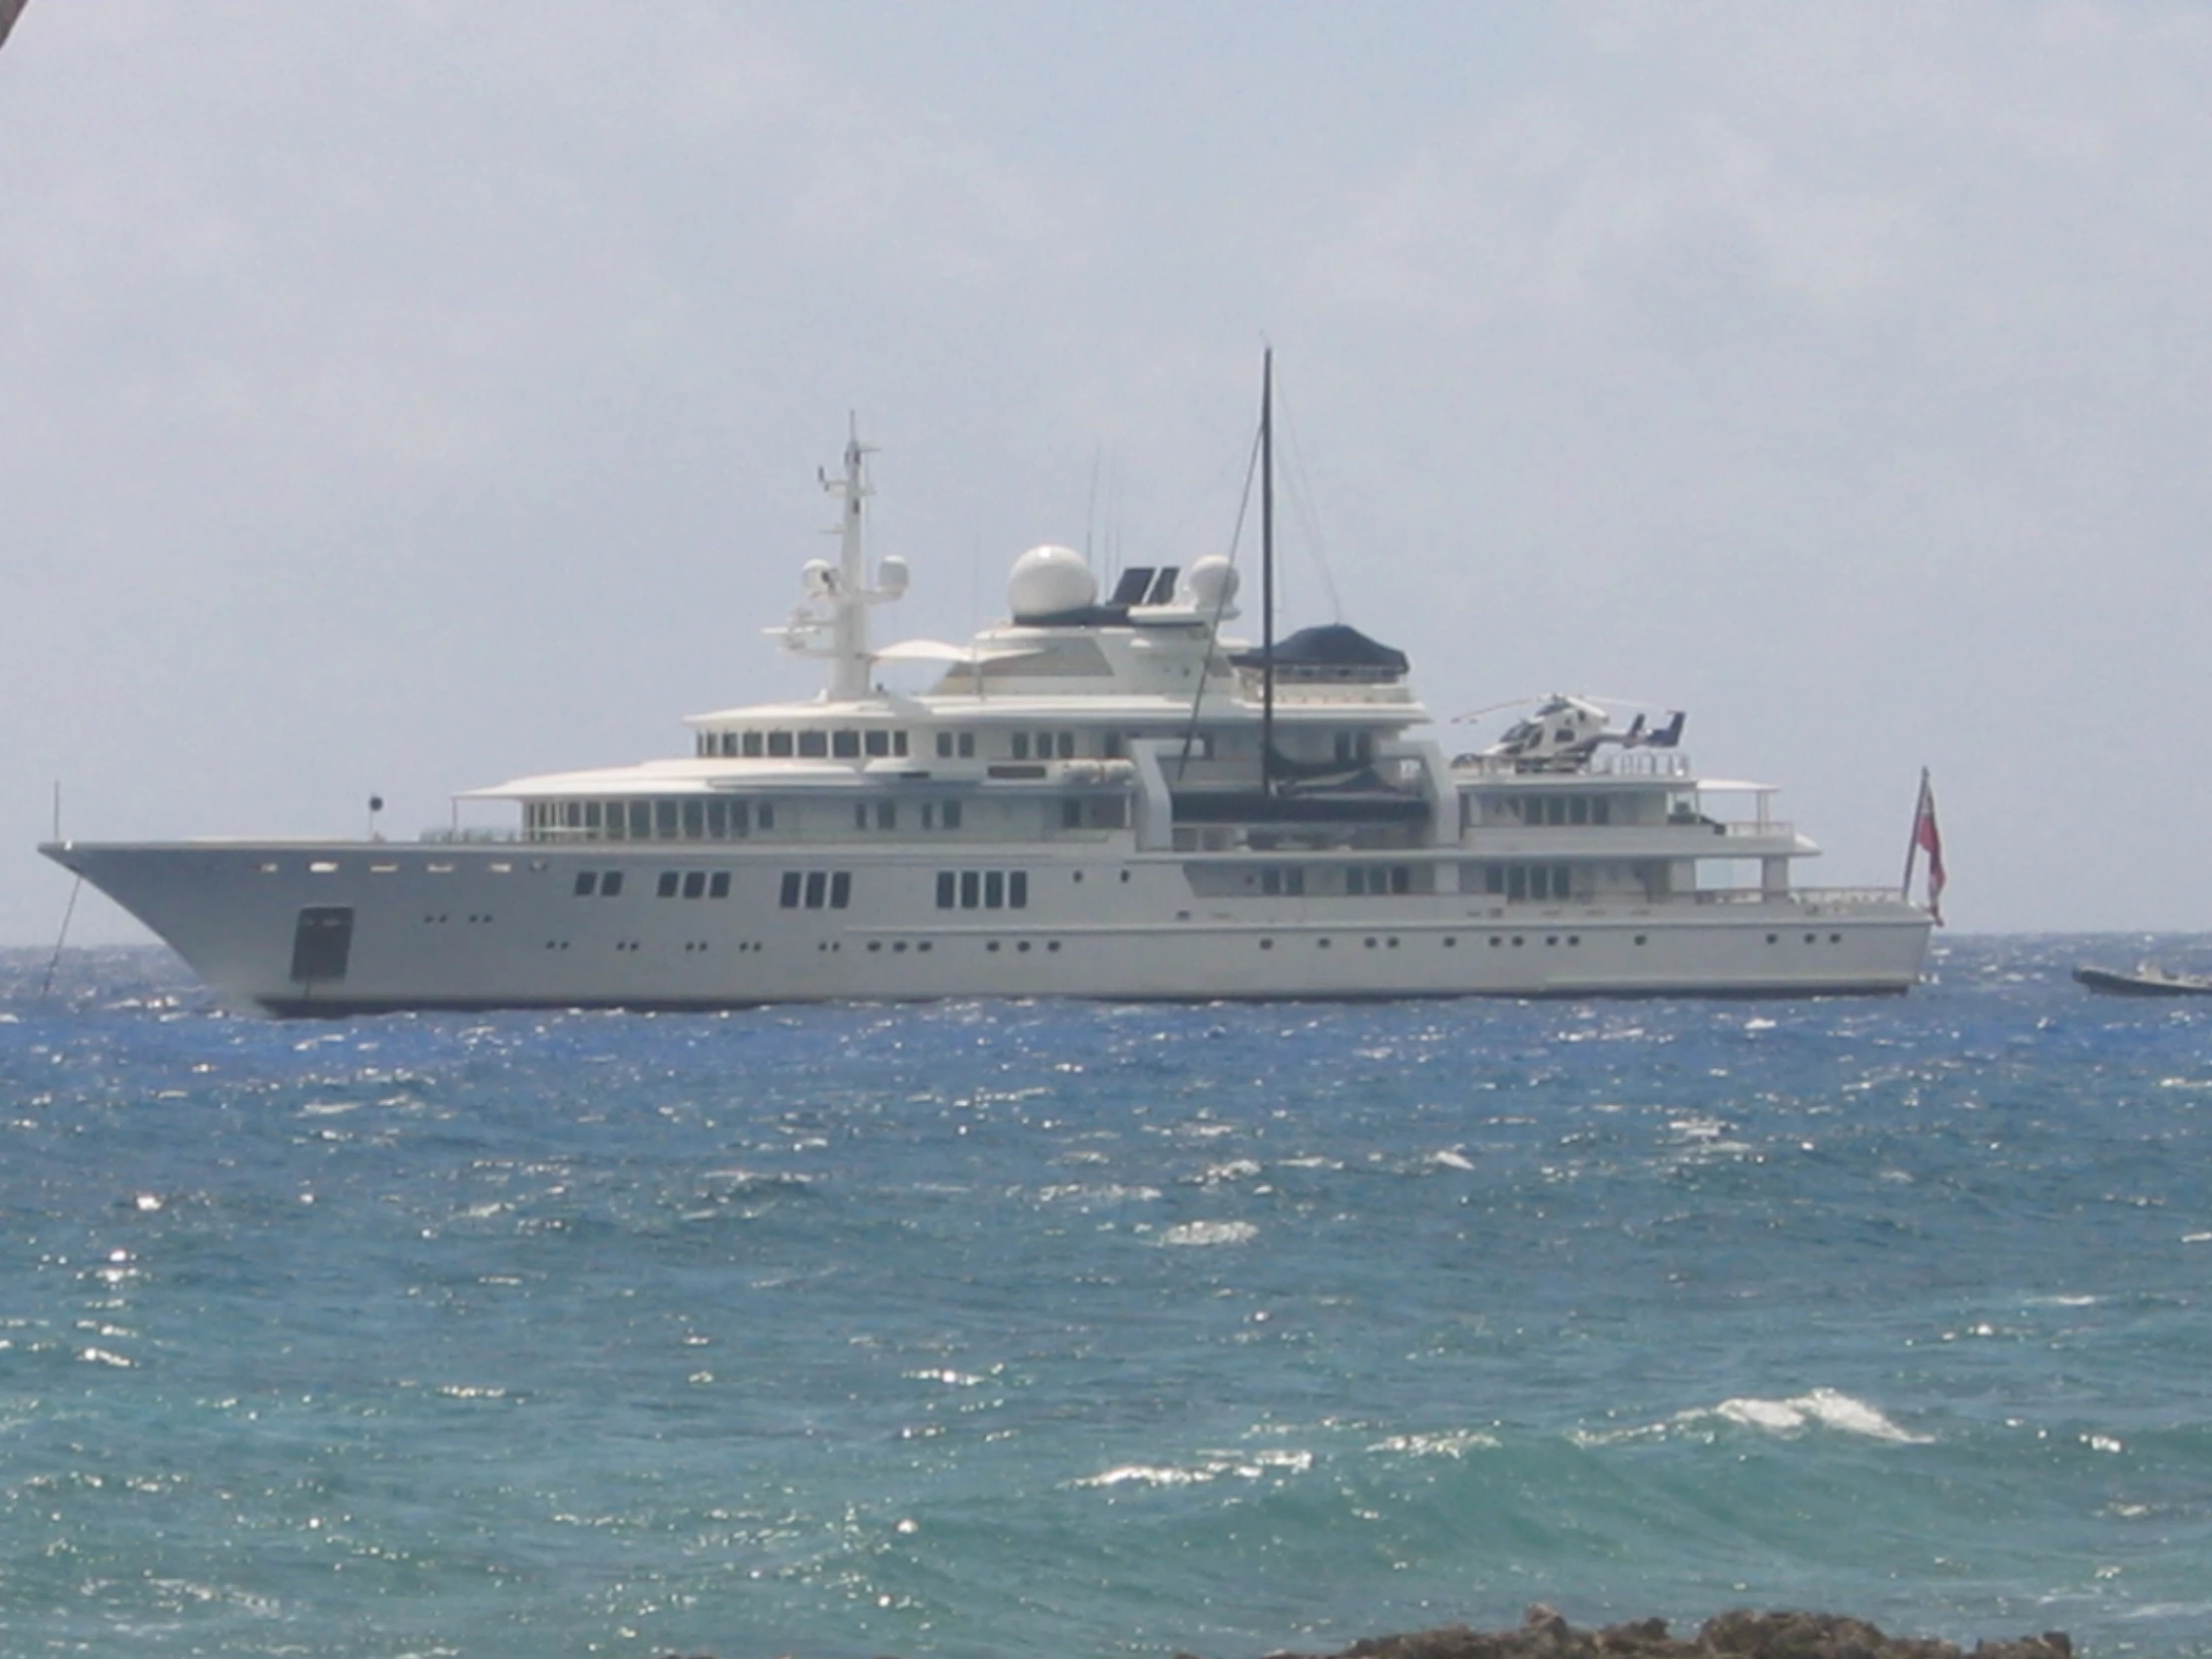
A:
[[5, 1, 2209, 944]]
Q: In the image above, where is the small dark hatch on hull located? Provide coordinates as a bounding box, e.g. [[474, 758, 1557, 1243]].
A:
[[289, 906, 355, 983]]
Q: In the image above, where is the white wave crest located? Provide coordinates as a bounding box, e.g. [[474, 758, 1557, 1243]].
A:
[[1369, 1428, 1499, 1458], [1708, 1387, 1931, 1443], [1157, 1220, 1258, 1247]]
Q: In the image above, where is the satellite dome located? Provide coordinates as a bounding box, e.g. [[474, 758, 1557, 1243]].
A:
[[1007, 545, 1097, 621], [1182, 556, 1240, 616]]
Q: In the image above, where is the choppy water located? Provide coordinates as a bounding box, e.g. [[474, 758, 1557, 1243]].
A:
[[4, 937, 2211, 1658]]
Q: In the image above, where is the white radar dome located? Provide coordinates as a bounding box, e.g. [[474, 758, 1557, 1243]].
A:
[[875, 554, 910, 598], [1182, 556, 1241, 616], [1007, 544, 1097, 620]]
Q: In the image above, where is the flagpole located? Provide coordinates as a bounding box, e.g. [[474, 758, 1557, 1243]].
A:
[[1901, 768, 1928, 898]]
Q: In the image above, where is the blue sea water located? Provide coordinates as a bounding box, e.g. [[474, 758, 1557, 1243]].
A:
[[3, 937, 2211, 1659]]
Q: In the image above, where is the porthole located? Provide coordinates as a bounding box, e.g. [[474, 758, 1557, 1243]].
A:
[[1804, 932, 1817, 944], [1634, 934, 1648, 946], [1830, 932, 1842, 943], [987, 941, 1001, 952], [1766, 933, 1779, 944], [1512, 936, 1524, 947], [1260, 938, 1274, 950], [1047, 940, 1061, 952]]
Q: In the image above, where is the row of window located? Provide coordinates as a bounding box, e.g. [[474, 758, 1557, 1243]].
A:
[[689, 726, 1266, 767], [853, 800, 965, 831], [934, 869, 1030, 910], [1504, 793, 1615, 827], [528, 799, 778, 840], [699, 729, 913, 760], [780, 870, 853, 909], [1477, 863, 1576, 901]]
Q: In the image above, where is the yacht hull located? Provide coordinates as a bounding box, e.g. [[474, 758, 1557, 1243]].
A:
[[44, 839, 1932, 1016]]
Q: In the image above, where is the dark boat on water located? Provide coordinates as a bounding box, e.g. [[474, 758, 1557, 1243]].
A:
[[2073, 963, 2212, 996]]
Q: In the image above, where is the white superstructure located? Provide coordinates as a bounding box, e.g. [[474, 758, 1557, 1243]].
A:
[[42, 425, 1932, 1014]]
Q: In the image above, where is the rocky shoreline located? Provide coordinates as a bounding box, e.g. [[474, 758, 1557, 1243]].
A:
[[1241, 1605, 2073, 1659], [659, 1605, 2077, 1659]]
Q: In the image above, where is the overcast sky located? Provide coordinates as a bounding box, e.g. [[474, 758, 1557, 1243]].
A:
[[4, 1, 2209, 944]]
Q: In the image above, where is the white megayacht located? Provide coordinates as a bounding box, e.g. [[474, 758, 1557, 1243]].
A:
[[43, 423, 1932, 1014]]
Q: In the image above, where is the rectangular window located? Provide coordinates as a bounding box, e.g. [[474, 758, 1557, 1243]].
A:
[[1346, 866, 1367, 896], [655, 801, 679, 839], [833, 730, 860, 758], [1056, 733, 1075, 759], [1062, 799, 1082, 829], [768, 732, 794, 757], [830, 871, 851, 908], [893, 731, 908, 757], [865, 730, 889, 758], [706, 800, 729, 838], [780, 871, 803, 908], [731, 801, 750, 836], [602, 870, 624, 897], [682, 800, 704, 839], [960, 870, 980, 909], [709, 871, 730, 898], [682, 869, 706, 899], [804, 869, 828, 908], [1569, 797, 1589, 826], [957, 733, 974, 758], [1011, 734, 1029, 760], [1508, 865, 1528, 901], [1592, 796, 1611, 826], [1554, 864, 1572, 899], [574, 871, 598, 896], [855, 802, 870, 830], [1008, 870, 1027, 908], [758, 802, 775, 830], [1390, 865, 1410, 894], [936, 732, 953, 758], [658, 870, 681, 898], [875, 801, 896, 830], [799, 731, 829, 758], [584, 802, 603, 831], [943, 800, 962, 830], [984, 870, 1004, 909], [744, 732, 765, 757], [936, 871, 956, 908]]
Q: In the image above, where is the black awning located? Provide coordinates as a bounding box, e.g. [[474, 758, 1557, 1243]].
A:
[[1230, 623, 1408, 675]]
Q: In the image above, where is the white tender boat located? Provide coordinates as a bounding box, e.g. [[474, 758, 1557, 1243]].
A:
[[42, 376, 1932, 1014]]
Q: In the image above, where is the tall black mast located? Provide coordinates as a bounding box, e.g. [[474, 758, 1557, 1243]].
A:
[[1259, 348, 1276, 799]]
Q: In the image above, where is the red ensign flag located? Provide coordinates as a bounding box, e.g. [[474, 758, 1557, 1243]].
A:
[[1907, 770, 1944, 925]]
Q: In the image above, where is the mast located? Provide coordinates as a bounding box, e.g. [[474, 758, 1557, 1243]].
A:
[[1260, 348, 1276, 799], [827, 419, 874, 702]]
